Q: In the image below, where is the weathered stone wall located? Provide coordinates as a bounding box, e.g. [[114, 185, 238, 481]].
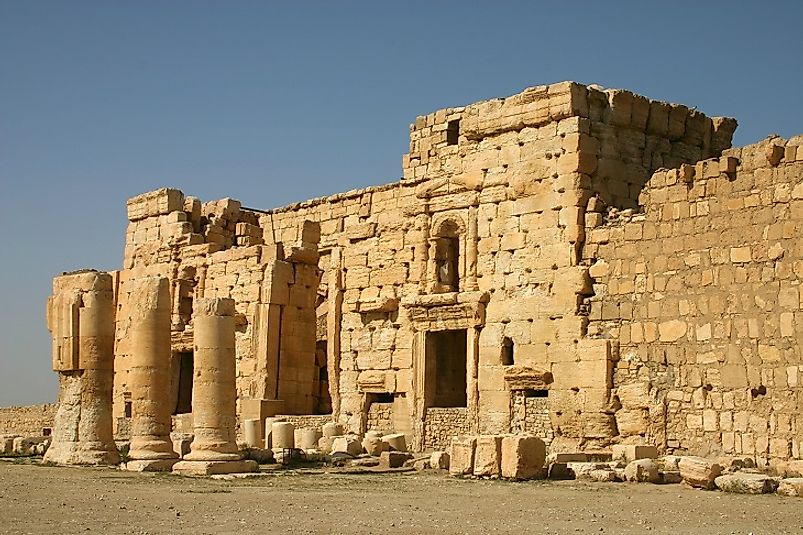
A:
[[35, 80, 753, 454], [585, 135, 803, 465], [423, 408, 471, 451], [0, 404, 55, 436]]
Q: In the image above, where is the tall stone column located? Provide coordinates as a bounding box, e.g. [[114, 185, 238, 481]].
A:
[[125, 277, 178, 471], [173, 298, 257, 475], [44, 271, 120, 466]]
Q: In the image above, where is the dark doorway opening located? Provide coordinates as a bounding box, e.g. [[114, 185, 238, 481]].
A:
[[173, 351, 193, 415], [425, 329, 468, 408]]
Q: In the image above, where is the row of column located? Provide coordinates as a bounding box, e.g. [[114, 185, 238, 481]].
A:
[[46, 275, 255, 475]]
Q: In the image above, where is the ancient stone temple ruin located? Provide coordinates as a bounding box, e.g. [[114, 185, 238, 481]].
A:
[[38, 81, 803, 467]]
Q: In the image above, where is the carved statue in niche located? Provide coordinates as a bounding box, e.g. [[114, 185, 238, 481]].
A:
[[431, 219, 461, 293]]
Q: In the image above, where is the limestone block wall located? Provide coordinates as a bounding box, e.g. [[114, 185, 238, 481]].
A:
[[585, 135, 803, 465], [0, 404, 55, 436]]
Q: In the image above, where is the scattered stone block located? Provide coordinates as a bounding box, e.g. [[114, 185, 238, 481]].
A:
[[322, 422, 344, 438], [624, 459, 659, 483], [501, 435, 545, 480], [715, 473, 780, 494], [589, 468, 619, 482], [379, 451, 412, 469], [449, 436, 477, 476], [381, 433, 407, 452], [679, 456, 722, 489], [612, 444, 658, 464], [330, 435, 362, 457], [777, 478, 803, 497], [362, 435, 387, 456], [473, 435, 503, 477]]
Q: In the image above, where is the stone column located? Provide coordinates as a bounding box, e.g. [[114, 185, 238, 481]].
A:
[[125, 277, 178, 471], [173, 298, 257, 475], [465, 205, 479, 291], [44, 271, 120, 466]]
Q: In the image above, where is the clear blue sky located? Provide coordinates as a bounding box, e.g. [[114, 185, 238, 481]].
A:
[[1, 1, 801, 406]]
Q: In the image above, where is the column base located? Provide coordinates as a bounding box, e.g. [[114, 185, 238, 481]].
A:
[[172, 459, 259, 476], [124, 459, 179, 472]]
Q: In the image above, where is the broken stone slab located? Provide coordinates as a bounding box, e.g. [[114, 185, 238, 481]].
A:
[[566, 462, 617, 480], [501, 435, 545, 480], [172, 459, 259, 476], [379, 451, 412, 469], [413, 458, 429, 471], [624, 459, 659, 483], [449, 436, 477, 476], [381, 433, 407, 452], [715, 472, 780, 494], [612, 445, 658, 464], [322, 422, 344, 438], [776, 478, 803, 497], [331, 435, 362, 457], [430, 451, 450, 470], [125, 459, 181, 472], [678, 456, 722, 489], [658, 470, 683, 484], [473, 436, 503, 477], [362, 435, 387, 456]]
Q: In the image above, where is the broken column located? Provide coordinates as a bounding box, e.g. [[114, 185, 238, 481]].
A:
[[44, 271, 120, 466], [173, 298, 257, 475], [125, 277, 179, 471]]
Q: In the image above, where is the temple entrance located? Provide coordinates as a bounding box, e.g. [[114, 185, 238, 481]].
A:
[[425, 329, 468, 408], [173, 351, 193, 415]]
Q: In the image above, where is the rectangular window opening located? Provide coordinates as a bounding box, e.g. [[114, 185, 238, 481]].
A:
[[501, 337, 514, 366], [446, 119, 460, 145], [523, 389, 549, 398], [173, 351, 193, 415]]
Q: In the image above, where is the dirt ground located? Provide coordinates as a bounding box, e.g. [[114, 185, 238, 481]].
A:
[[1, 460, 802, 535]]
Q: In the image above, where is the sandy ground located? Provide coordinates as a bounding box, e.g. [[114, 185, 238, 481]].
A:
[[1, 460, 802, 535]]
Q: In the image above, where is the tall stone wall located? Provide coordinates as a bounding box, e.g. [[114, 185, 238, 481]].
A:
[[585, 135, 803, 465], [53, 80, 749, 453], [0, 404, 55, 436]]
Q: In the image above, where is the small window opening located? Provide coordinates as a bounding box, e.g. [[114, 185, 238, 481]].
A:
[[42, 427, 52, 437], [523, 389, 548, 398], [446, 119, 460, 145], [501, 337, 514, 366], [124, 400, 132, 418], [370, 392, 394, 404], [750, 385, 767, 398]]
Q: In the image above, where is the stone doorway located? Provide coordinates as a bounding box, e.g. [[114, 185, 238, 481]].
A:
[[173, 351, 193, 415], [425, 329, 468, 408]]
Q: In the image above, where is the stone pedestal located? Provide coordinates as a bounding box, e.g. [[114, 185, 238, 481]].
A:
[[173, 298, 257, 476], [44, 271, 120, 466], [125, 277, 178, 471]]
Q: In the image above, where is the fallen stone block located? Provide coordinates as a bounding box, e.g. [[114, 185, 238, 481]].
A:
[[624, 459, 659, 483], [430, 451, 450, 470], [567, 462, 614, 480], [322, 422, 344, 438], [449, 436, 477, 476], [318, 436, 334, 454], [379, 451, 412, 469], [679, 456, 722, 489], [715, 472, 780, 494], [413, 458, 429, 471], [381, 433, 407, 452], [777, 478, 803, 497], [612, 444, 658, 464], [244, 447, 274, 464], [362, 435, 387, 456], [658, 470, 682, 484], [1, 436, 18, 455], [473, 435, 503, 477], [330, 435, 362, 457], [547, 452, 588, 464], [501, 435, 545, 480]]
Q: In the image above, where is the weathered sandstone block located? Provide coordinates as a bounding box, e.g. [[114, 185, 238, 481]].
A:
[[473, 435, 503, 477], [501, 435, 545, 480], [624, 459, 659, 483], [715, 473, 779, 494], [449, 436, 477, 476], [679, 457, 722, 489]]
